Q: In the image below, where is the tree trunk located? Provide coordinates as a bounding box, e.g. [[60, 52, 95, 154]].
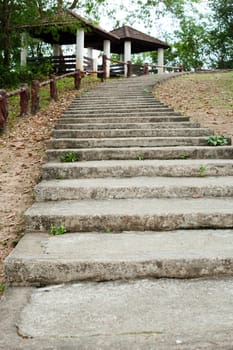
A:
[[1, 0, 12, 67]]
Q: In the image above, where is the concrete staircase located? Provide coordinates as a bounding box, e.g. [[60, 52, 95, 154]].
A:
[[2, 75, 233, 349], [5, 74, 233, 284]]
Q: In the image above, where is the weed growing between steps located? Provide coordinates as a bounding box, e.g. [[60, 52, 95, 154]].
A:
[[60, 151, 80, 162], [199, 166, 206, 177], [137, 152, 144, 160], [207, 135, 229, 146], [179, 151, 190, 159], [50, 224, 67, 235]]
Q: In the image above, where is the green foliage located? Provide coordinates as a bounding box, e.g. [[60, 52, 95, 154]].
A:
[[208, 0, 233, 69], [0, 61, 52, 88], [137, 152, 144, 160], [207, 135, 229, 146], [50, 224, 67, 235], [0, 285, 5, 293], [165, 17, 208, 70], [199, 166, 206, 177], [179, 152, 190, 159], [60, 151, 79, 162]]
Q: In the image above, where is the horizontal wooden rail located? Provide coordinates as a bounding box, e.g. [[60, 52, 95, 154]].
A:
[[0, 69, 85, 129]]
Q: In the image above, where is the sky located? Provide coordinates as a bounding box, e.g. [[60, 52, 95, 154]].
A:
[[65, 0, 211, 59]]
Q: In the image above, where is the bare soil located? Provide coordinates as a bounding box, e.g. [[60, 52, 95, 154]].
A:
[[0, 72, 233, 295]]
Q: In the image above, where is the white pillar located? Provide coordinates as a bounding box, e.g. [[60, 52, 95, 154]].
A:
[[20, 33, 28, 66], [157, 48, 164, 74], [103, 40, 111, 78], [124, 40, 131, 77], [93, 58, 98, 72], [76, 29, 84, 71]]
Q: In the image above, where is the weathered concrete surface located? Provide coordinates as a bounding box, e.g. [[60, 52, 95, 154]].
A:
[[24, 197, 233, 232], [5, 230, 233, 285], [1, 279, 233, 349], [64, 107, 173, 114], [35, 176, 233, 201], [52, 128, 212, 138], [45, 146, 233, 162], [62, 111, 180, 117], [49, 136, 213, 149], [55, 122, 201, 130], [42, 159, 233, 179], [56, 116, 189, 124]]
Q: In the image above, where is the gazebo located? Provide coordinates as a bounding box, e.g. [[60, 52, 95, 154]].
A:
[[110, 25, 170, 75], [20, 9, 170, 77]]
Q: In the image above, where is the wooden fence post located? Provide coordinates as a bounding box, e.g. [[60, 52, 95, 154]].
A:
[[74, 69, 82, 90], [0, 89, 8, 128], [31, 80, 40, 115], [50, 75, 58, 101], [19, 84, 30, 117], [127, 61, 132, 78], [102, 55, 107, 81], [144, 63, 149, 75]]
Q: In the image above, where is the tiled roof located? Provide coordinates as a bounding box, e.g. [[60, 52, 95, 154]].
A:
[[110, 25, 169, 48]]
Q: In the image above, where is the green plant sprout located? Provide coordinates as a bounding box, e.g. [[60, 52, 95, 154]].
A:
[[207, 135, 228, 146], [179, 152, 190, 159], [50, 224, 67, 235], [137, 152, 144, 160], [0, 285, 5, 292], [199, 166, 206, 177], [60, 151, 79, 162]]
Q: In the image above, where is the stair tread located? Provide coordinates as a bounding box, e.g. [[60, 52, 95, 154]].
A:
[[36, 176, 233, 188], [7, 230, 233, 261], [26, 197, 233, 216], [43, 158, 233, 168], [5, 230, 233, 284]]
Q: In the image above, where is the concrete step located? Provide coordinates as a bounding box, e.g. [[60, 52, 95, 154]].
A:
[[55, 122, 201, 130], [42, 159, 233, 180], [62, 111, 181, 117], [48, 136, 212, 149], [65, 107, 172, 114], [69, 102, 166, 108], [34, 176, 233, 201], [45, 146, 233, 162], [77, 94, 157, 99], [52, 128, 212, 139], [56, 116, 190, 124], [5, 230, 233, 285], [24, 197, 233, 233]]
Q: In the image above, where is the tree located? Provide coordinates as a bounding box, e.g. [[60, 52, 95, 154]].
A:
[[208, 0, 233, 68], [164, 18, 208, 70], [0, 0, 202, 72]]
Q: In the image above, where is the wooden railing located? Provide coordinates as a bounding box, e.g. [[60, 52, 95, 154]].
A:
[[27, 55, 94, 75], [0, 56, 184, 129], [0, 70, 82, 129], [101, 55, 183, 78]]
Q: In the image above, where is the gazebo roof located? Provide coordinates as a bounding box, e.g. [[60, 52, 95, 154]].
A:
[[21, 10, 119, 50], [20, 11, 170, 53], [110, 25, 170, 53]]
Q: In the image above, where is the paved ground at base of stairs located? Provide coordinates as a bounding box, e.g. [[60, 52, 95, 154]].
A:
[[1, 278, 233, 350]]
